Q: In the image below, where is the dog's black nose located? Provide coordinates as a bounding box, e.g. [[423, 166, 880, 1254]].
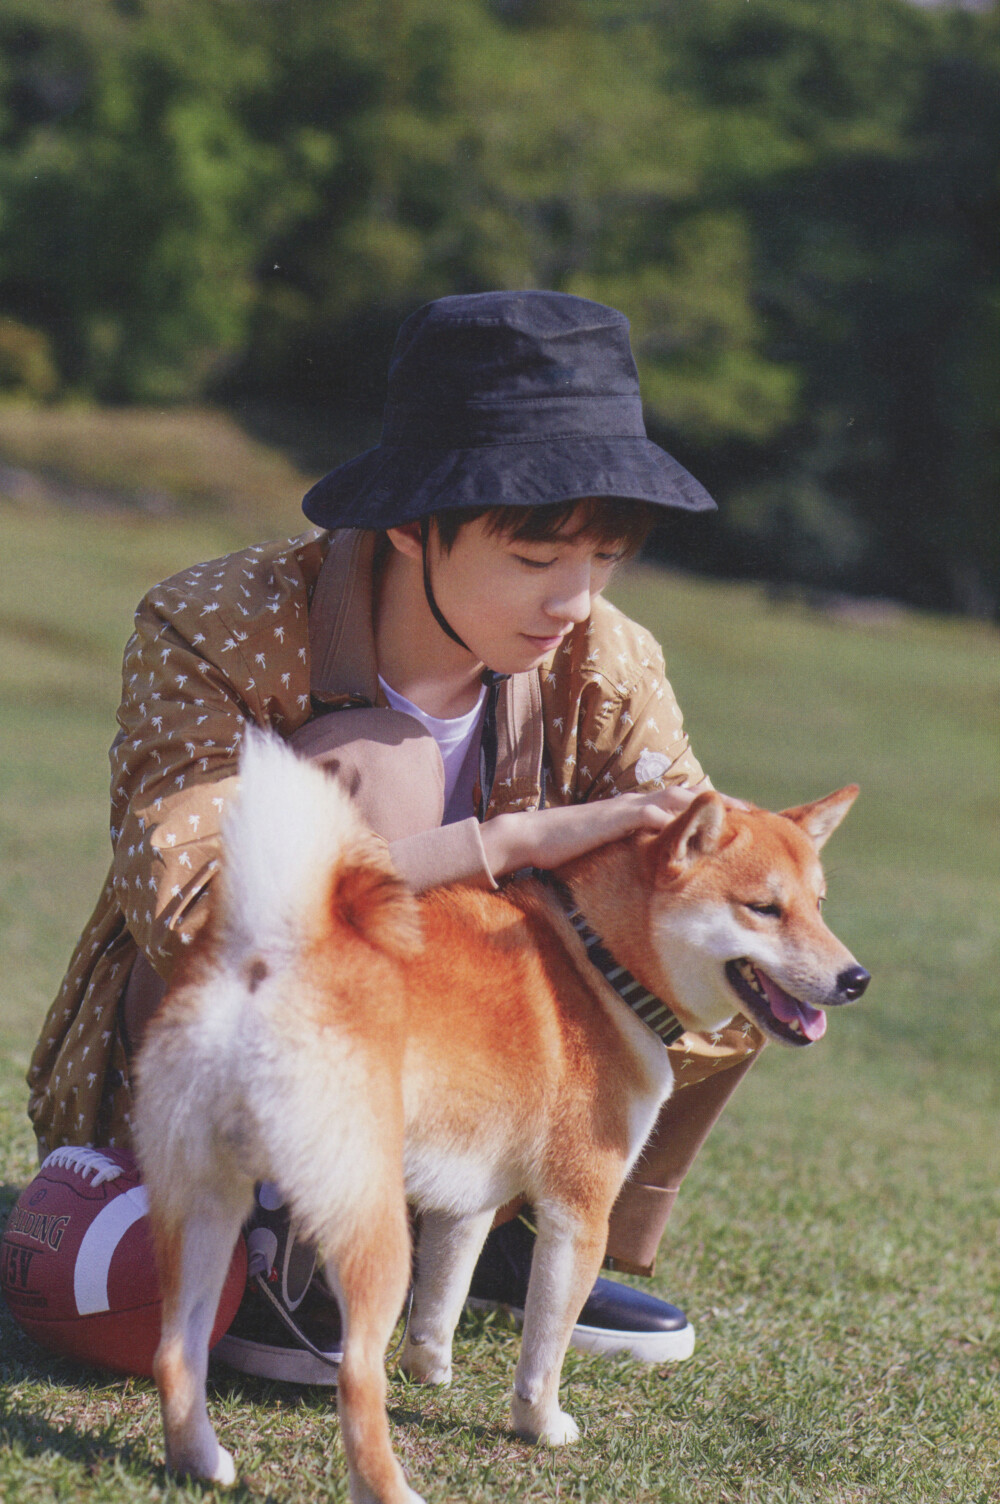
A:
[[837, 965, 870, 1001]]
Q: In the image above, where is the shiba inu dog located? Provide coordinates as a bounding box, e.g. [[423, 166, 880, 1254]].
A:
[[134, 729, 868, 1504]]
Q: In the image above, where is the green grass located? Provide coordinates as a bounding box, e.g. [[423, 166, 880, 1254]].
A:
[[2, 489, 999, 1503]]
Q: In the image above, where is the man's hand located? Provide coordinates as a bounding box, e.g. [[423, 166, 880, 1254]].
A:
[[478, 785, 748, 881]]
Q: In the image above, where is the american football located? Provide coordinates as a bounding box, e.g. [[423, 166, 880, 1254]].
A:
[[1, 1145, 246, 1376]]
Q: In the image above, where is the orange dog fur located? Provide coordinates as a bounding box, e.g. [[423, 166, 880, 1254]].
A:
[[134, 728, 867, 1504]]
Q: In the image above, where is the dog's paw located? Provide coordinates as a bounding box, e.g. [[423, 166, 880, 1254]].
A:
[[536, 1410, 580, 1447], [511, 1398, 580, 1447], [167, 1438, 236, 1487], [212, 1445, 237, 1487], [348, 1478, 425, 1504], [401, 1354, 453, 1386], [400, 1337, 453, 1386]]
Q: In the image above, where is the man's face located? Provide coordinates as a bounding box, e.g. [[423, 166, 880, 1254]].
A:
[[426, 512, 627, 674]]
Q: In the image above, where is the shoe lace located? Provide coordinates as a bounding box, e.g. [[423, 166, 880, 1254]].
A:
[[251, 1273, 415, 1372]]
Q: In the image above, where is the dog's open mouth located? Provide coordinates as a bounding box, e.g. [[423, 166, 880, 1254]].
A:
[[725, 959, 827, 1047]]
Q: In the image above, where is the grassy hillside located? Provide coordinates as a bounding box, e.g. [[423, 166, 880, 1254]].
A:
[[1, 493, 998, 1503]]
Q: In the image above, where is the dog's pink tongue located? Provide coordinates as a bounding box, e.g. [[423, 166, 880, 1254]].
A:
[[756, 970, 827, 1041]]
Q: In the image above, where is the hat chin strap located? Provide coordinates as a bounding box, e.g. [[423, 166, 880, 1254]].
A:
[[419, 515, 472, 653]]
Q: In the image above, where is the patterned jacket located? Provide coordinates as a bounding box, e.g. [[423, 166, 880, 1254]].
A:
[[27, 528, 762, 1156]]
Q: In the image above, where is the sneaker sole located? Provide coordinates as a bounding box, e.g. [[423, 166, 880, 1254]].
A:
[[211, 1332, 342, 1385], [465, 1298, 695, 1363]]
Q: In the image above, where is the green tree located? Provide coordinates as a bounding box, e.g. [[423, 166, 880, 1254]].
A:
[[0, 0, 282, 400], [651, 0, 1000, 615], [225, 0, 797, 456]]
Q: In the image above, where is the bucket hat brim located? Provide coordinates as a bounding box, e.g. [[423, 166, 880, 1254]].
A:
[[302, 434, 716, 533]]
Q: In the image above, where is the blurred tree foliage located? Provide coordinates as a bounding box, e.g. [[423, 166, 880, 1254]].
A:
[[0, 0, 996, 614]]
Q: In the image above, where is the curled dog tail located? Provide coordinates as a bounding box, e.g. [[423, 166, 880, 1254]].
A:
[[218, 726, 421, 965]]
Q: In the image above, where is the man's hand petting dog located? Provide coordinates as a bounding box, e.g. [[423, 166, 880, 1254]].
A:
[[478, 782, 749, 878]]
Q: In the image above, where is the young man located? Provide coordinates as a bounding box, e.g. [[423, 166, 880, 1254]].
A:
[[28, 291, 762, 1384]]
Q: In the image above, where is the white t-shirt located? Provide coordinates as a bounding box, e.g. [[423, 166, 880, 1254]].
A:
[[378, 676, 486, 825]]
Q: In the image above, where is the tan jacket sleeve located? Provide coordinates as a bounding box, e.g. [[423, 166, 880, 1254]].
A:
[[286, 702, 499, 894], [109, 540, 320, 980], [388, 820, 497, 893]]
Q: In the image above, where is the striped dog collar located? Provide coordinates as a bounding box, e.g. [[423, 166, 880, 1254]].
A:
[[541, 875, 686, 1048]]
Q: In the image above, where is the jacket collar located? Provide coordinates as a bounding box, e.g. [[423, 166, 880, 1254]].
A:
[[307, 529, 546, 815]]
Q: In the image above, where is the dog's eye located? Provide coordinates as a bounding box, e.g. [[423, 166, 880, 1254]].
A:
[[746, 901, 782, 919]]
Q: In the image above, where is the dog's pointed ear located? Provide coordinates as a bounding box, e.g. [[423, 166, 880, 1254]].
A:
[[654, 792, 727, 881], [780, 785, 859, 850]]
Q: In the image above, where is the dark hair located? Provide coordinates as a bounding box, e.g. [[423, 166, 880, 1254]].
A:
[[431, 497, 659, 556]]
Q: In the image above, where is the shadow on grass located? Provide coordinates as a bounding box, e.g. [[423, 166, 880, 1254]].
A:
[[0, 1395, 281, 1500], [386, 1404, 501, 1444], [1, 1288, 510, 1497], [207, 1364, 507, 1445], [0, 1348, 275, 1499], [0, 1400, 174, 1489], [0, 1336, 169, 1488]]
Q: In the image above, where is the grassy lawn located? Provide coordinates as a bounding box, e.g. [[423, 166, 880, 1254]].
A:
[[1, 475, 998, 1502]]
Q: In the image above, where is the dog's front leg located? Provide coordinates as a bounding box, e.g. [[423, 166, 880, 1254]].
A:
[[510, 1205, 607, 1447], [401, 1208, 495, 1386]]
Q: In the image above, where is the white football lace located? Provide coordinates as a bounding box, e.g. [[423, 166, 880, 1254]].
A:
[[43, 1146, 125, 1188]]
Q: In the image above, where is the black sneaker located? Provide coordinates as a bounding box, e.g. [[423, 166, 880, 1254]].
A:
[[466, 1216, 695, 1363], [212, 1185, 343, 1385], [243, 1181, 318, 1312]]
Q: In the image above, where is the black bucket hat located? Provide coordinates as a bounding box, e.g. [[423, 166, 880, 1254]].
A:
[[302, 290, 716, 530]]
